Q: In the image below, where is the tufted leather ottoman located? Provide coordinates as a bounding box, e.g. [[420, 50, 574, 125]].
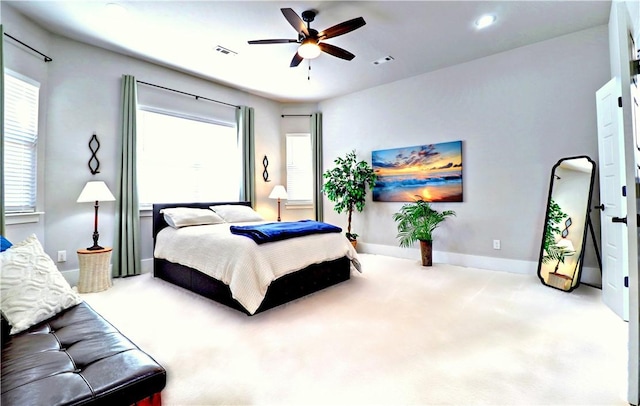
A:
[[1, 302, 166, 405]]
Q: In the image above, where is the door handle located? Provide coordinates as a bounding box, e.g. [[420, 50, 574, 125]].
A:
[[594, 204, 605, 211], [612, 216, 627, 224]]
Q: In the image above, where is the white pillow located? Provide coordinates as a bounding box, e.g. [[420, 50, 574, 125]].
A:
[[0, 234, 83, 335], [210, 204, 264, 223], [161, 207, 226, 228]]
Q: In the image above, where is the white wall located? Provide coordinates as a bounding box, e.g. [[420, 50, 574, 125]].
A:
[[2, 4, 285, 283], [320, 25, 610, 274]]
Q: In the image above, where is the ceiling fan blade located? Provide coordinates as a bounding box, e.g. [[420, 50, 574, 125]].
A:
[[290, 52, 304, 67], [318, 43, 355, 61], [248, 39, 298, 45], [319, 17, 366, 40], [281, 8, 309, 37]]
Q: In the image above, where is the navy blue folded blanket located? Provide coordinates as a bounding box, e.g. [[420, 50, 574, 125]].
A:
[[230, 220, 342, 244]]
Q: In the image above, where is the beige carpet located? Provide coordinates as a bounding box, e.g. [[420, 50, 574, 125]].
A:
[[80, 254, 628, 406]]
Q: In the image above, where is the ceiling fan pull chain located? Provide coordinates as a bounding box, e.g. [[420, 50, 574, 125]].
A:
[[308, 61, 311, 80]]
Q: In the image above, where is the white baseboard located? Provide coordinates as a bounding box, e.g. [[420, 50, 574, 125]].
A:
[[61, 258, 154, 287], [356, 242, 603, 288], [356, 242, 537, 274]]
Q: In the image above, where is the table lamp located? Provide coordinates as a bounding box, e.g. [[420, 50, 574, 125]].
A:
[[77, 181, 116, 250], [268, 185, 288, 222]]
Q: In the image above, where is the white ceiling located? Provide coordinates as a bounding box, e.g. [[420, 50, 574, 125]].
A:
[[5, 1, 611, 103]]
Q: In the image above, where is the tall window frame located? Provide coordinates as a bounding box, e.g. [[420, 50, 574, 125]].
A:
[[136, 107, 240, 208], [3, 69, 40, 214], [286, 132, 314, 206]]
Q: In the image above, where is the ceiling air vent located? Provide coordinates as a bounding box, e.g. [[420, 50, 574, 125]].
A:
[[373, 56, 394, 65], [215, 45, 237, 56]]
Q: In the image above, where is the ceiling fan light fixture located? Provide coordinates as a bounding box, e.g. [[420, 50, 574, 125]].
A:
[[298, 39, 321, 59]]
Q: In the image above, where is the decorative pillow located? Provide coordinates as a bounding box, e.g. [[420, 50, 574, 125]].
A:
[[0, 234, 83, 335], [0, 236, 12, 252], [210, 204, 264, 223], [161, 207, 226, 228]]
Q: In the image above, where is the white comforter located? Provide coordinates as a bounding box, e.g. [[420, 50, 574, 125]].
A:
[[153, 221, 361, 314]]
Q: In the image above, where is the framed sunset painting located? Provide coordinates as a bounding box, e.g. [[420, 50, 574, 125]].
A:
[[372, 141, 463, 202]]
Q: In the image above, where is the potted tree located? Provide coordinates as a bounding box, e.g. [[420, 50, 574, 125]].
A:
[[393, 197, 456, 266], [322, 150, 376, 248], [542, 198, 571, 264], [541, 198, 576, 290]]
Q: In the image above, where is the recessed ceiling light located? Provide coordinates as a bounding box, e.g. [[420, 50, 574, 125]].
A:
[[105, 3, 128, 18], [475, 14, 496, 29]]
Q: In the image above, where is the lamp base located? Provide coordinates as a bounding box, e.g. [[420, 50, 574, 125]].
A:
[[87, 231, 103, 251], [86, 244, 105, 251]]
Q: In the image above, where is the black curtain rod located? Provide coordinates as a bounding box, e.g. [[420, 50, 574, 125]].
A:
[[137, 80, 239, 109], [4, 33, 52, 62], [281, 114, 312, 117]]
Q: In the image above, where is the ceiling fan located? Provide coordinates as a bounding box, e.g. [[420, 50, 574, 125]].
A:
[[248, 8, 366, 68]]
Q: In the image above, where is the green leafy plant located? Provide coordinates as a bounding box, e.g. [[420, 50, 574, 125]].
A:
[[322, 150, 376, 241], [393, 197, 456, 247], [542, 198, 572, 264]]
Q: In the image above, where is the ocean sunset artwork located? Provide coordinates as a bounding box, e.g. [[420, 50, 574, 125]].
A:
[[372, 141, 463, 202]]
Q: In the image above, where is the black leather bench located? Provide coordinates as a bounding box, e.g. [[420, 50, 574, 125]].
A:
[[1, 302, 166, 405]]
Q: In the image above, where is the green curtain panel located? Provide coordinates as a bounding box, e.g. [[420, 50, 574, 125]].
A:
[[311, 112, 323, 221], [1, 25, 6, 236], [113, 74, 141, 277], [237, 106, 255, 206]]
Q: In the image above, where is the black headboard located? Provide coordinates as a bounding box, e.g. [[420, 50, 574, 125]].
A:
[[152, 201, 251, 240]]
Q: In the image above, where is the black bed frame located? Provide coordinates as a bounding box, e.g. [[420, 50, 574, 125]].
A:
[[152, 202, 351, 315]]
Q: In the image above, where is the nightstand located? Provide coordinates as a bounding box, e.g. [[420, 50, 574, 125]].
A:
[[77, 247, 113, 293]]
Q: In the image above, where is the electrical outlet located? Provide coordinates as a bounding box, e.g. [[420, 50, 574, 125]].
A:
[[493, 240, 501, 250], [57, 250, 67, 262]]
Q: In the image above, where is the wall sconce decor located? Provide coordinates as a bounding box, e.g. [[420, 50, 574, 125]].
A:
[[88, 133, 101, 175], [262, 155, 271, 182]]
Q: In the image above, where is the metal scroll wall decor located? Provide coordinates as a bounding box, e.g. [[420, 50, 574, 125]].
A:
[[263, 155, 271, 182], [88, 133, 101, 175]]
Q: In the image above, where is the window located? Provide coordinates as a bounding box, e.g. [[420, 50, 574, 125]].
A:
[[136, 109, 239, 207], [3, 71, 40, 213], [286, 133, 313, 204]]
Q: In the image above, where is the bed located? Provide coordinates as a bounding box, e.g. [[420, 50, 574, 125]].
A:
[[152, 202, 360, 315]]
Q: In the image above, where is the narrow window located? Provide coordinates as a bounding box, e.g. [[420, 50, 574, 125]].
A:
[[286, 133, 313, 205], [3, 71, 40, 213]]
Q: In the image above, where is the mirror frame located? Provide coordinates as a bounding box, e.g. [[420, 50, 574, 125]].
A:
[[537, 155, 596, 292]]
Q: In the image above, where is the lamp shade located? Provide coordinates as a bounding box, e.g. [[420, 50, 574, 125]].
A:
[[268, 185, 288, 200], [556, 238, 575, 254], [77, 181, 116, 203]]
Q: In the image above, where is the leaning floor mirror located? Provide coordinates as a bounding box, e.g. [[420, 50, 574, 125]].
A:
[[537, 156, 596, 291]]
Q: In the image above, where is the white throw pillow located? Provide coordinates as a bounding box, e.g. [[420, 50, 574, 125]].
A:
[[161, 207, 226, 228], [0, 234, 83, 334], [209, 204, 264, 223]]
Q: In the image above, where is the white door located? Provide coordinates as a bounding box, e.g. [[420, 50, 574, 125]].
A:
[[596, 78, 630, 321]]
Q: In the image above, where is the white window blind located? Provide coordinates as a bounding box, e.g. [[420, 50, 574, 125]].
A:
[[3, 71, 40, 213], [286, 133, 313, 203], [137, 109, 239, 207]]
